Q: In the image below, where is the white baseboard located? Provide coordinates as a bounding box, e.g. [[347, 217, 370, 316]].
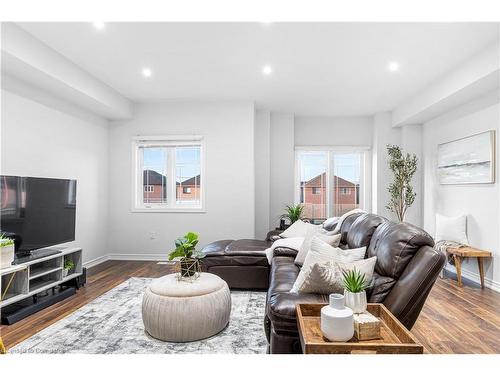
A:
[[444, 265, 500, 292], [83, 254, 109, 268], [108, 253, 171, 262], [83, 253, 170, 268]]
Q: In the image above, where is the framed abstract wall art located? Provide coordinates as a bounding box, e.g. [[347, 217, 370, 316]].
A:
[[437, 130, 496, 184]]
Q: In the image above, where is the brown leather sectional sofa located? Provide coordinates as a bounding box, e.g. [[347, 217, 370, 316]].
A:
[[201, 212, 445, 354]]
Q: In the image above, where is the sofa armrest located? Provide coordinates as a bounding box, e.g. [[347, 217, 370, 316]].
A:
[[266, 229, 283, 241], [273, 247, 298, 258], [382, 245, 445, 329]]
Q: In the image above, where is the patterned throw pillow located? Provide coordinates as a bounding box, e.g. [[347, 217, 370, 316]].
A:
[[294, 227, 341, 266], [290, 237, 366, 293], [297, 257, 377, 294]]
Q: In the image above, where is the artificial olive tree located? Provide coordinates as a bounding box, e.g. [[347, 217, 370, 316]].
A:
[[385, 145, 418, 222]]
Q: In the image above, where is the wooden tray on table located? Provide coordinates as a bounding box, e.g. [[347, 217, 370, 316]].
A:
[[296, 303, 424, 354]]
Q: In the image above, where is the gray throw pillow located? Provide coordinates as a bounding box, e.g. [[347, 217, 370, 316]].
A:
[[298, 256, 377, 294]]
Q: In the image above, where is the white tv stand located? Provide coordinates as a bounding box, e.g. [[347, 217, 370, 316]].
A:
[[0, 247, 83, 309]]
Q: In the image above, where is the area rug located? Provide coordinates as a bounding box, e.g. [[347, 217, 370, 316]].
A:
[[10, 277, 268, 354]]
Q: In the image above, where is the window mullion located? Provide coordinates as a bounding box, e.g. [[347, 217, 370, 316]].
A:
[[138, 147, 145, 208], [167, 147, 175, 208]]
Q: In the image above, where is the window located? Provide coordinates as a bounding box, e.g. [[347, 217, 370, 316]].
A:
[[132, 136, 204, 211], [296, 149, 366, 221]]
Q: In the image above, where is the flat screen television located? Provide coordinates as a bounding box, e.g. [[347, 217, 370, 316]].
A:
[[0, 176, 77, 257]]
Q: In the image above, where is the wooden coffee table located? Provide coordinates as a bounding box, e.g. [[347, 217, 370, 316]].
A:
[[296, 303, 424, 354]]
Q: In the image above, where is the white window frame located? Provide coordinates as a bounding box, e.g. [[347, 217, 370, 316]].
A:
[[131, 135, 206, 213], [294, 146, 371, 219]]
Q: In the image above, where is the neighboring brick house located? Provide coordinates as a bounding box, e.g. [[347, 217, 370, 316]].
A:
[[143, 170, 200, 203], [143, 170, 166, 203], [300, 172, 359, 219], [176, 174, 201, 202]]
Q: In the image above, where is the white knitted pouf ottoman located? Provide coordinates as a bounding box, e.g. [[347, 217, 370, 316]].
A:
[[142, 272, 231, 342]]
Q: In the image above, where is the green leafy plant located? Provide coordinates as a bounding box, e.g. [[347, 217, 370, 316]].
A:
[[64, 259, 75, 271], [342, 268, 368, 293], [280, 204, 304, 224], [168, 232, 205, 260], [0, 233, 14, 247], [385, 145, 418, 222]]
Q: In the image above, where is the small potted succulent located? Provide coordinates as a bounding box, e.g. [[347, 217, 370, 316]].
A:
[[280, 204, 304, 229], [0, 234, 15, 269], [342, 268, 368, 313], [63, 259, 75, 277], [168, 232, 205, 277]]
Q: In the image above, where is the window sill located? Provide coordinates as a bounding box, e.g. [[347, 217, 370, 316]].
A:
[[131, 207, 206, 213]]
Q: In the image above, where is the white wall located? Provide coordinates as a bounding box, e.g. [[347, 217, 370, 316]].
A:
[[269, 113, 295, 228], [371, 112, 401, 220], [423, 91, 500, 290], [294, 116, 372, 146], [107, 101, 255, 257], [254, 110, 271, 239], [1, 88, 109, 264]]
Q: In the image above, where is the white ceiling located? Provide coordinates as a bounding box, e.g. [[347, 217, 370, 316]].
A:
[[16, 22, 500, 117]]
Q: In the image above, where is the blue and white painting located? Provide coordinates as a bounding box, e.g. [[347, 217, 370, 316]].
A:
[[438, 130, 495, 184]]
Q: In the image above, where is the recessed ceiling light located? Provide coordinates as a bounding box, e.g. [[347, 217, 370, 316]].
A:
[[142, 67, 153, 78], [92, 22, 105, 30], [262, 65, 273, 75], [387, 61, 400, 72]]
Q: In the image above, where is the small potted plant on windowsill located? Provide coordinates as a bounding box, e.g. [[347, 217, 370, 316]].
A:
[[342, 268, 368, 314], [168, 232, 205, 278], [0, 234, 15, 269], [280, 204, 305, 229], [63, 259, 75, 278]]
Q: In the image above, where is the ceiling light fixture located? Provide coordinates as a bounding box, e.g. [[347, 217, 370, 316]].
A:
[[92, 22, 105, 30], [262, 65, 273, 76], [387, 61, 400, 72], [142, 67, 153, 78]]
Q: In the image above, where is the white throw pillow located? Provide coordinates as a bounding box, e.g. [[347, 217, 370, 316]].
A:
[[280, 220, 319, 238], [435, 213, 469, 245], [294, 227, 341, 266], [298, 257, 377, 294], [290, 237, 366, 293]]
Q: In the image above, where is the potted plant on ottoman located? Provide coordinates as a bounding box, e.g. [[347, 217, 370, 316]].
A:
[[63, 259, 75, 277], [168, 232, 205, 278], [0, 234, 15, 269], [342, 268, 368, 313]]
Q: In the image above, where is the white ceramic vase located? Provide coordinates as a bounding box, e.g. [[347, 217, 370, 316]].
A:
[[344, 290, 367, 313], [320, 293, 354, 342]]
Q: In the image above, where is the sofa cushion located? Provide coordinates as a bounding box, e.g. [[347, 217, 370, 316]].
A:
[[368, 272, 397, 302], [201, 239, 270, 268], [339, 212, 364, 245], [345, 213, 386, 249], [201, 240, 234, 257], [225, 239, 271, 254], [367, 221, 435, 279], [266, 256, 327, 330], [322, 217, 339, 232]]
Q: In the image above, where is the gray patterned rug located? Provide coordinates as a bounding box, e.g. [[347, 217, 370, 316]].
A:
[[10, 277, 268, 354]]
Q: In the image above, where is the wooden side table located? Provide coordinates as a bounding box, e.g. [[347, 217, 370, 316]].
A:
[[446, 246, 492, 288]]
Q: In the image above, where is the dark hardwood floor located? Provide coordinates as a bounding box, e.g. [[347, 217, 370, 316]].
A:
[[1, 260, 499, 353]]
